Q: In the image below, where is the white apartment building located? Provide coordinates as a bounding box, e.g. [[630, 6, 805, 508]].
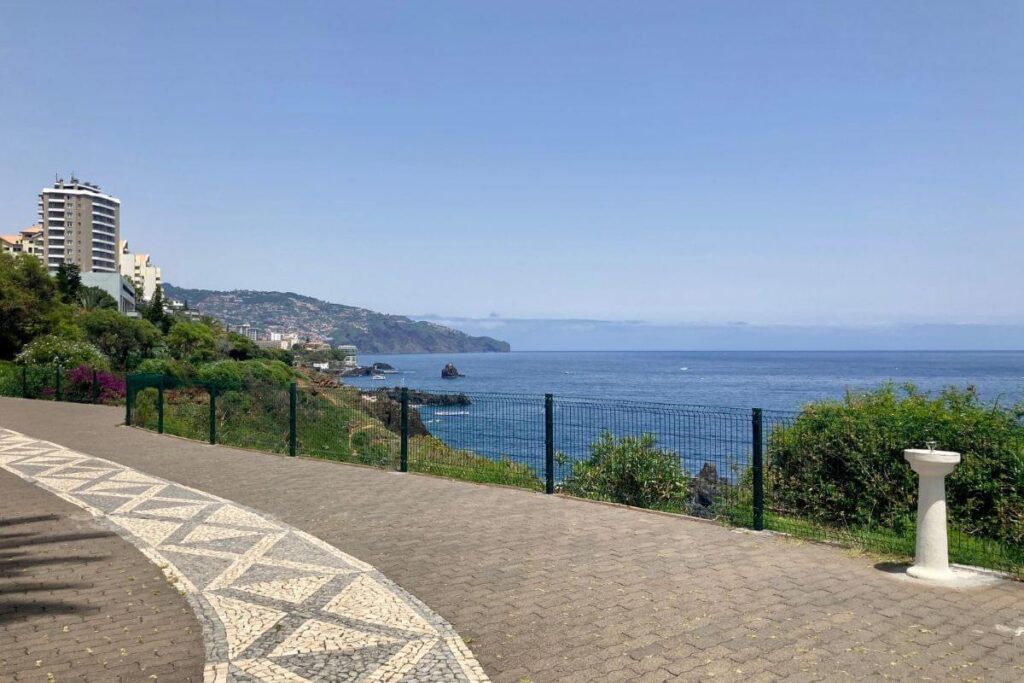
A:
[[119, 241, 163, 301], [80, 271, 137, 315], [335, 344, 359, 367], [0, 225, 44, 260], [39, 176, 120, 274]]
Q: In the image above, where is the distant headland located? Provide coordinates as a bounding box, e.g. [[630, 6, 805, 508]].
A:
[[161, 284, 510, 354]]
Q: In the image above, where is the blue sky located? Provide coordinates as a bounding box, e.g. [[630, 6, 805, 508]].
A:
[[1, 2, 1021, 334]]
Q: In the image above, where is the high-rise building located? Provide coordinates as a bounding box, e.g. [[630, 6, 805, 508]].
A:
[[119, 241, 163, 301], [39, 176, 120, 274]]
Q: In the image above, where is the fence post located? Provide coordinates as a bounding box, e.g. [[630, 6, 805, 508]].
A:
[[288, 382, 297, 456], [209, 383, 217, 445], [400, 388, 409, 472], [55, 367, 62, 401], [91, 368, 99, 403], [157, 376, 164, 434], [545, 393, 555, 494], [125, 377, 132, 425], [752, 407, 764, 531], [21, 365, 27, 398]]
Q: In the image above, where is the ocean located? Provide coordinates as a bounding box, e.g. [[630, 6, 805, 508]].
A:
[[340, 351, 1024, 475], [341, 350, 1024, 411]]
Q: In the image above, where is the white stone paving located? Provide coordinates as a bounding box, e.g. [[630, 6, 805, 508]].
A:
[[0, 428, 489, 683]]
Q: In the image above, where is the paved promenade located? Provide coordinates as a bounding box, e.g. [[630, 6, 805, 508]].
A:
[[0, 463, 204, 682], [2, 398, 1024, 682], [0, 426, 485, 683]]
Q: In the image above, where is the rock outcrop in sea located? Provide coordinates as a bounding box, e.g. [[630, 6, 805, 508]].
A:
[[441, 363, 464, 379]]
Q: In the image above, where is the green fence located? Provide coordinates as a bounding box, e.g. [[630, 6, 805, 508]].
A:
[[121, 374, 1024, 578], [0, 362, 126, 404]]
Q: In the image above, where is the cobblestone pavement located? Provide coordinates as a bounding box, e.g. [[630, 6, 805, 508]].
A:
[[0, 427, 487, 683], [2, 399, 1024, 682], [0, 465, 204, 682]]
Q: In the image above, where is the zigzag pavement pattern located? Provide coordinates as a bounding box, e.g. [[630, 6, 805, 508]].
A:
[[0, 428, 489, 683]]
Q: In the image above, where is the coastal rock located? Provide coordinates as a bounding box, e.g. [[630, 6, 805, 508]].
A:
[[338, 362, 399, 378], [441, 363, 463, 379], [690, 462, 722, 518], [374, 387, 471, 406], [361, 395, 429, 437]]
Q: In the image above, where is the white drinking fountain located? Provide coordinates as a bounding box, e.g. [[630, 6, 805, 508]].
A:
[[903, 443, 960, 582]]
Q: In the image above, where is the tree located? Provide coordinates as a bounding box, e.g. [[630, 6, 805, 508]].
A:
[[76, 285, 118, 311], [166, 321, 218, 363], [222, 332, 260, 360], [54, 263, 82, 302], [143, 285, 171, 333], [0, 253, 75, 359], [77, 309, 162, 370]]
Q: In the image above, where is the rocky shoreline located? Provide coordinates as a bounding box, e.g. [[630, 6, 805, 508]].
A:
[[338, 362, 398, 377], [362, 387, 471, 407]]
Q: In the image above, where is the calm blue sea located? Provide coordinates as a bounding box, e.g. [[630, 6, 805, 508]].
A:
[[342, 351, 1024, 477], [342, 351, 1024, 411]]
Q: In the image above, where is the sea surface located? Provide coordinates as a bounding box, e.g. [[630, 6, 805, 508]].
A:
[[342, 350, 1024, 411], [342, 351, 1024, 476]]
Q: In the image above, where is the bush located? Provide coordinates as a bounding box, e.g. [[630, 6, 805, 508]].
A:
[[166, 321, 218, 363], [195, 360, 245, 390], [768, 385, 1024, 546], [222, 332, 260, 360], [135, 357, 195, 381], [16, 334, 109, 370], [65, 365, 126, 403], [196, 359, 292, 391], [560, 432, 690, 510], [77, 309, 161, 370]]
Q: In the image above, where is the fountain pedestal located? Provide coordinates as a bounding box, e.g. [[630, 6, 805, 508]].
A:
[[903, 448, 961, 582]]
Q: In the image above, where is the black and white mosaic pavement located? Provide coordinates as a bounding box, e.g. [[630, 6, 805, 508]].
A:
[[0, 428, 489, 682]]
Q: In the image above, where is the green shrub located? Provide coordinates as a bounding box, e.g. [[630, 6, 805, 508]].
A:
[[0, 361, 21, 396], [76, 309, 161, 370], [252, 358, 293, 385], [196, 360, 245, 390], [16, 334, 109, 370], [768, 385, 1024, 546], [560, 432, 690, 510], [196, 359, 292, 391], [135, 357, 194, 381], [166, 321, 218, 363]]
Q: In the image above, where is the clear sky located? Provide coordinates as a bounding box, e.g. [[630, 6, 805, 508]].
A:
[[1, 1, 1021, 330]]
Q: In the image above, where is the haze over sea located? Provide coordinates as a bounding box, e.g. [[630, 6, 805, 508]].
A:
[[344, 351, 1024, 412]]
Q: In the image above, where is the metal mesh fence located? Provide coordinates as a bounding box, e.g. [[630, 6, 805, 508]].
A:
[[114, 374, 1024, 576], [402, 390, 546, 490], [762, 409, 1024, 576], [0, 363, 125, 404], [555, 397, 756, 518]]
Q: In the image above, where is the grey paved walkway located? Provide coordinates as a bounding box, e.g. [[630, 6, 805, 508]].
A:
[[0, 427, 486, 683], [2, 398, 1024, 682], [0, 462, 204, 682]]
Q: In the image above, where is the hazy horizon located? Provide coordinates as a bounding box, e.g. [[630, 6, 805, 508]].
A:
[[2, 2, 1021, 336], [410, 315, 1024, 352]]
